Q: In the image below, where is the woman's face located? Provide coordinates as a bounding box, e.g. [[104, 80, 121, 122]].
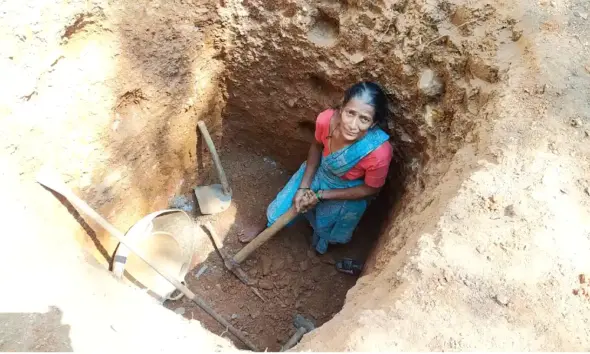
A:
[[339, 98, 376, 141]]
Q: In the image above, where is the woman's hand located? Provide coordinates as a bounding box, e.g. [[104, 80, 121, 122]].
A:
[[293, 189, 308, 212], [294, 189, 319, 213]]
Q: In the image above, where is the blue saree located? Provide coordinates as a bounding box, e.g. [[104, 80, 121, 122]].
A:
[[266, 127, 390, 254]]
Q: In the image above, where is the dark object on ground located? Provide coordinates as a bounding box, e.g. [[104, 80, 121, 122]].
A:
[[280, 314, 316, 351], [336, 258, 363, 276]]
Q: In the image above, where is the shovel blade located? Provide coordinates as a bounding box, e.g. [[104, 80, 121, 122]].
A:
[[194, 184, 232, 215]]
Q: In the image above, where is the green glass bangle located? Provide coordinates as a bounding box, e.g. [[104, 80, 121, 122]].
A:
[[316, 190, 323, 201]]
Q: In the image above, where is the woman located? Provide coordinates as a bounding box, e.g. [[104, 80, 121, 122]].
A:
[[240, 81, 393, 268]]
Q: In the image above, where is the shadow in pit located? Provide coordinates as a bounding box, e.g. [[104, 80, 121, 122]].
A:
[[0, 306, 73, 352]]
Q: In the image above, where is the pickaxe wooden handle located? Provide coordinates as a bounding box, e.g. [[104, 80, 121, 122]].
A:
[[232, 207, 299, 264]]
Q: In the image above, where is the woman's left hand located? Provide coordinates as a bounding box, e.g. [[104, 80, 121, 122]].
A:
[[298, 190, 320, 213]]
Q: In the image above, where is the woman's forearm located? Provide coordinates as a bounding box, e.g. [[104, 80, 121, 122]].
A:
[[299, 141, 322, 188], [321, 184, 380, 201]]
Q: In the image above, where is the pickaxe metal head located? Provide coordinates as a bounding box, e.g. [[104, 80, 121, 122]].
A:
[[294, 314, 315, 332]]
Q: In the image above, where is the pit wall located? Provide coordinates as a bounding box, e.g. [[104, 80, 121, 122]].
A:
[[218, 0, 498, 172], [1, 0, 227, 268], [218, 0, 504, 266], [292, 0, 590, 350]]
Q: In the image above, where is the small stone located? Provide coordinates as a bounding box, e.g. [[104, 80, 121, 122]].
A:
[[174, 307, 186, 315], [299, 259, 310, 271], [579, 274, 586, 284], [418, 69, 444, 97], [258, 279, 274, 290], [287, 98, 297, 107], [573, 289, 580, 295], [311, 257, 320, 265], [276, 279, 289, 289], [295, 300, 303, 309], [249, 268, 259, 277], [494, 294, 510, 306], [571, 118, 581, 127], [504, 204, 516, 217], [511, 29, 523, 41], [215, 284, 222, 290], [260, 255, 272, 276], [231, 313, 239, 320], [349, 52, 365, 64], [251, 311, 260, 319], [272, 258, 285, 271]]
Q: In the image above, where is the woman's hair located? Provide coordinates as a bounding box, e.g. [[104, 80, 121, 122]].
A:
[[341, 81, 390, 127]]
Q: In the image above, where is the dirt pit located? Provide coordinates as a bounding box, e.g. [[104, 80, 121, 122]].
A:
[[5, 0, 590, 351], [163, 142, 391, 351]]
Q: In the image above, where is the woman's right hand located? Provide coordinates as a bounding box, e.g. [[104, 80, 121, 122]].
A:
[[294, 189, 316, 213], [294, 189, 308, 213]]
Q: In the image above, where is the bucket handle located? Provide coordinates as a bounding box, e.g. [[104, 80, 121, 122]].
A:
[[166, 281, 187, 301]]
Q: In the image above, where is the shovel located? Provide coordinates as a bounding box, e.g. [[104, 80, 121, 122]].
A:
[[195, 121, 232, 215]]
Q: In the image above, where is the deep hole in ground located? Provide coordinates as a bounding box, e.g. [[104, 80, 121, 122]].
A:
[[163, 124, 409, 351], [5, 0, 590, 351], [156, 3, 424, 348]]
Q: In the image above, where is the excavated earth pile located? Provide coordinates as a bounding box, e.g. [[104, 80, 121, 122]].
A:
[[1, 0, 590, 351]]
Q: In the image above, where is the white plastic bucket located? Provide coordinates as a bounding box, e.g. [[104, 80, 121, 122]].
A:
[[111, 209, 201, 303]]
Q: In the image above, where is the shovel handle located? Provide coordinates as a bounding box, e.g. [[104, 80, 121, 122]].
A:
[[198, 121, 231, 195], [232, 207, 299, 264]]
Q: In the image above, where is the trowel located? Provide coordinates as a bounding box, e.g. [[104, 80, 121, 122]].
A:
[[195, 121, 232, 215]]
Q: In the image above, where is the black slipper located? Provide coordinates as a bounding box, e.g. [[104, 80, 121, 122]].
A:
[[335, 258, 363, 276]]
